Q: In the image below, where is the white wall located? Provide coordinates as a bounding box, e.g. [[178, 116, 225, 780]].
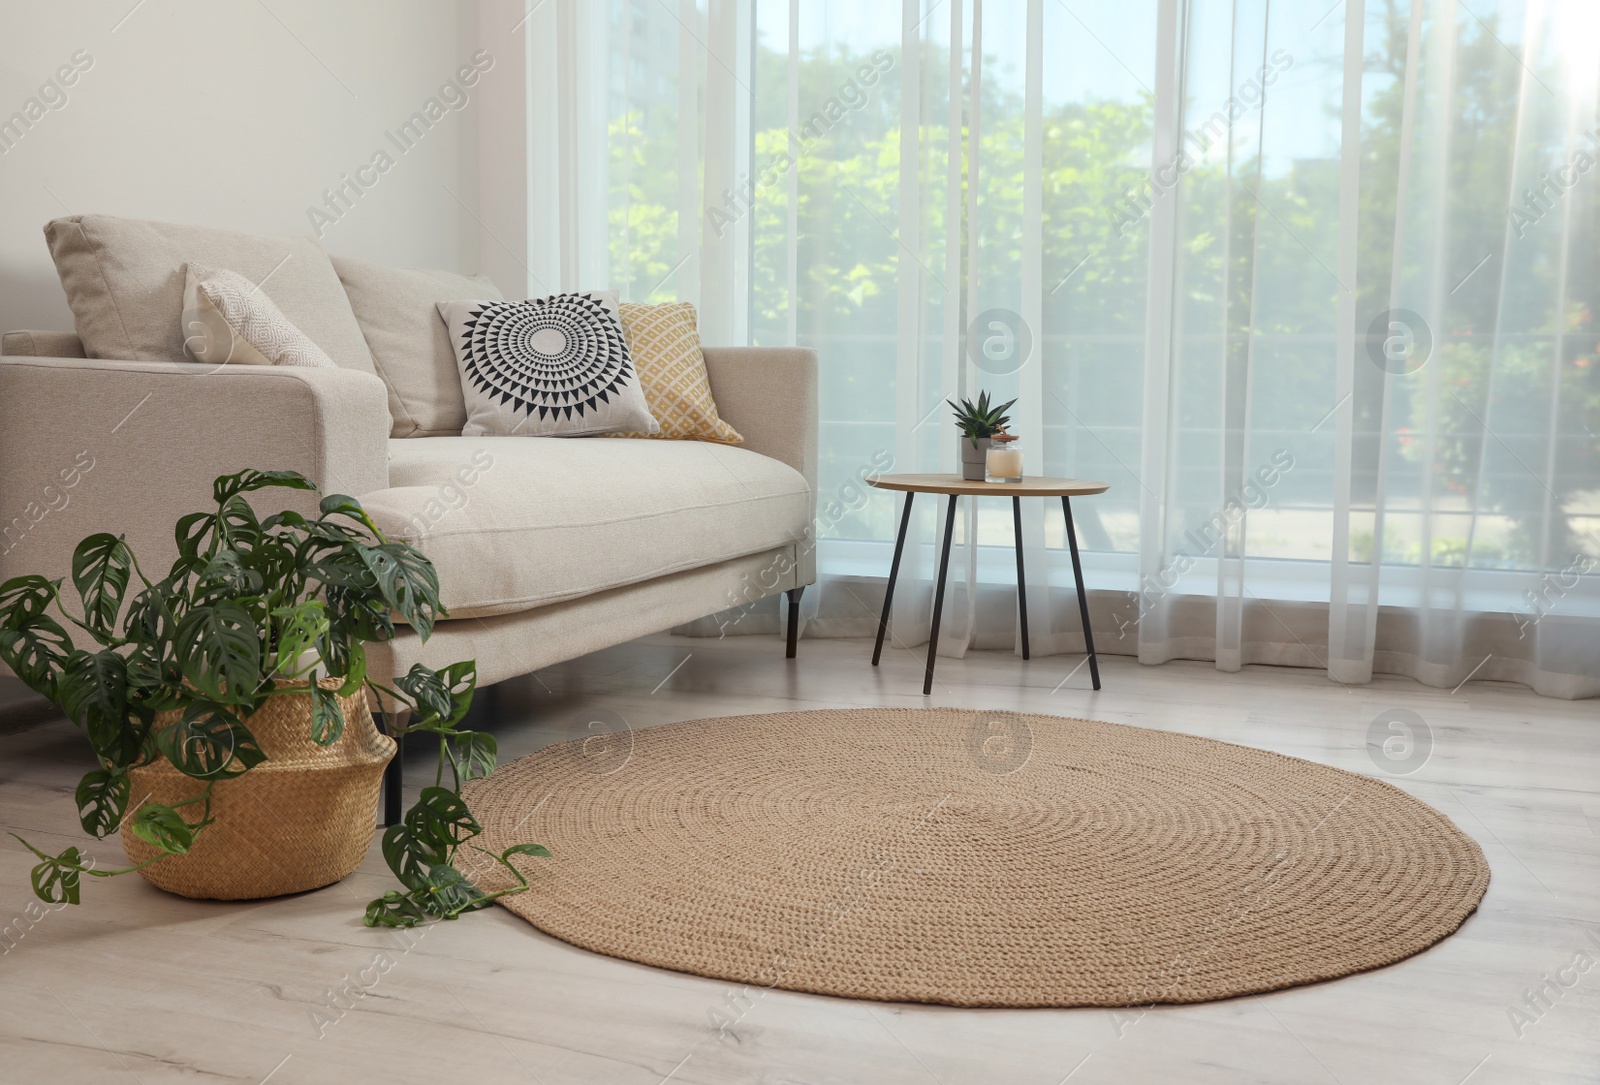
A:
[[0, 0, 530, 336]]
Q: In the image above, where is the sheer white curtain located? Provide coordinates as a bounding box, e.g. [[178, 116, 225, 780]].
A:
[[1324, 0, 1600, 697], [525, 0, 1599, 698]]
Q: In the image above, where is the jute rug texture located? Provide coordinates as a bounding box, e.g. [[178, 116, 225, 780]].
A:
[[461, 708, 1489, 1007]]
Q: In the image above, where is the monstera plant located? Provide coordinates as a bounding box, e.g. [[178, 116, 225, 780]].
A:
[[0, 469, 544, 927]]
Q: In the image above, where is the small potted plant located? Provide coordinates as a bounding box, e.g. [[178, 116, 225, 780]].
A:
[[948, 391, 1018, 481], [0, 468, 543, 928]]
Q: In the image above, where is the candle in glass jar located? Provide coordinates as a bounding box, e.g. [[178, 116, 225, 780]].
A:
[[986, 433, 1023, 483]]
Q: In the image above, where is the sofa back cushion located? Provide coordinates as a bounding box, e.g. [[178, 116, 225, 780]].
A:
[[43, 214, 377, 374], [332, 255, 503, 438]]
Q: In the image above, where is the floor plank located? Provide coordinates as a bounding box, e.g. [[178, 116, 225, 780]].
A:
[[1, 636, 1596, 1084]]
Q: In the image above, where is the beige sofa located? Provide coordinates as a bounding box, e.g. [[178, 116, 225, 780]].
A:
[[0, 215, 816, 819]]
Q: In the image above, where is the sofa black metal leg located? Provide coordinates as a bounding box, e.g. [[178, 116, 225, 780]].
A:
[[785, 586, 805, 658], [381, 709, 407, 826]]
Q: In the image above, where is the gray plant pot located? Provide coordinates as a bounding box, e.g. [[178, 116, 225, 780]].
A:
[[960, 436, 992, 481]]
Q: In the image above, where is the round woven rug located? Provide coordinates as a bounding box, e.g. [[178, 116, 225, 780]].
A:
[[461, 708, 1489, 1007]]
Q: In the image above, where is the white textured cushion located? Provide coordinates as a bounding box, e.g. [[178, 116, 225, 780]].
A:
[[182, 264, 335, 368], [359, 436, 811, 618], [44, 215, 376, 373], [332, 255, 504, 439], [437, 292, 660, 437]]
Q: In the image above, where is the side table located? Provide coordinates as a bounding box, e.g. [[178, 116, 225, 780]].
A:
[[865, 473, 1110, 695]]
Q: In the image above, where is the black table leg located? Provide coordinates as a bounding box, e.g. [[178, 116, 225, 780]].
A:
[[1013, 496, 1030, 660], [924, 494, 958, 695], [873, 492, 915, 666], [1062, 495, 1101, 690], [785, 585, 805, 657]]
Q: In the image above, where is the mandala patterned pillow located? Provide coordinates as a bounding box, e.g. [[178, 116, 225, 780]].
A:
[[437, 291, 660, 437], [613, 302, 743, 444], [181, 263, 336, 368]]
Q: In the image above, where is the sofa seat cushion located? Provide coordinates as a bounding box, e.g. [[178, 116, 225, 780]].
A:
[[360, 436, 811, 618]]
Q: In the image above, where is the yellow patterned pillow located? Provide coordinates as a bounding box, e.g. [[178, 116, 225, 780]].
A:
[[614, 302, 743, 444]]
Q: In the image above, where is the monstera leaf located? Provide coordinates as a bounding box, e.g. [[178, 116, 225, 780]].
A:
[[0, 611, 71, 699], [154, 702, 266, 780], [70, 534, 133, 637], [358, 543, 441, 638], [57, 649, 135, 763], [173, 601, 261, 702], [74, 769, 129, 839]]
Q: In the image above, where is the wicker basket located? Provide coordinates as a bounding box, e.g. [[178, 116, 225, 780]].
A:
[[121, 679, 395, 900]]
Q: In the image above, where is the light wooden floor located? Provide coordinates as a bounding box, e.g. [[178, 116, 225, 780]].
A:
[[2, 634, 1597, 1085]]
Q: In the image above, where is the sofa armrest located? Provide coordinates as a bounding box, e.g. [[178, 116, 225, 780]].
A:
[[700, 346, 818, 586], [0, 356, 390, 587], [2, 330, 87, 358], [701, 347, 818, 492]]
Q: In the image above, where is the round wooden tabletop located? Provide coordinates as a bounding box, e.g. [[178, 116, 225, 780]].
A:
[[866, 473, 1110, 497]]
